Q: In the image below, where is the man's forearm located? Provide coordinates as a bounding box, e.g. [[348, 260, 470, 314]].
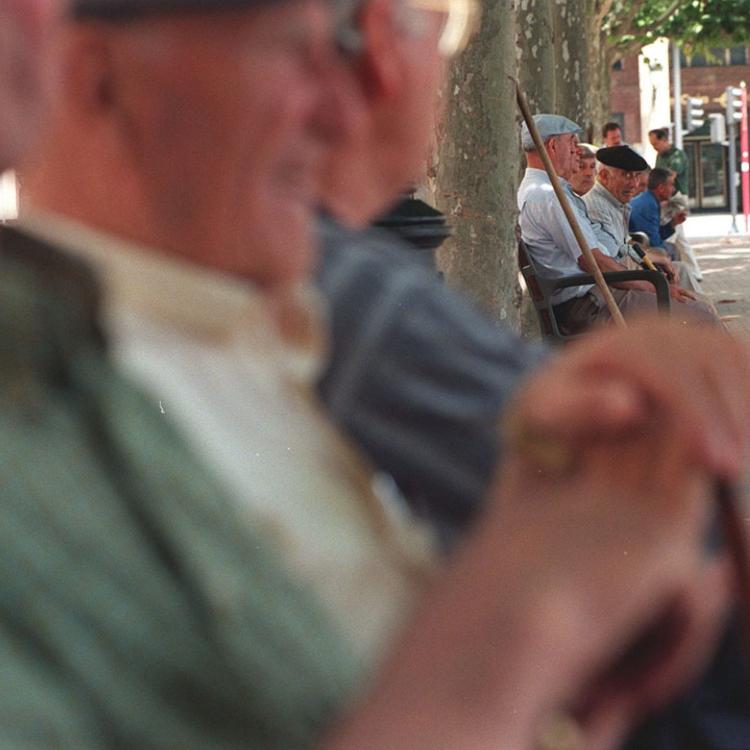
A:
[[579, 249, 655, 294]]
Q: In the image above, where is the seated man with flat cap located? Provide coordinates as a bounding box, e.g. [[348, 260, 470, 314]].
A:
[[585, 145, 704, 295], [518, 114, 714, 334]]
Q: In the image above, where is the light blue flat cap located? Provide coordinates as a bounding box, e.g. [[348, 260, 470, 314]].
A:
[[520, 114, 582, 151]]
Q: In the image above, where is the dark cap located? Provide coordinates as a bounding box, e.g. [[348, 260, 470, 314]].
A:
[[73, 0, 285, 20], [596, 145, 649, 172]]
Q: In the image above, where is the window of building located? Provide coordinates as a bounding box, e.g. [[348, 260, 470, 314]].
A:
[[679, 46, 748, 67], [729, 46, 748, 66]]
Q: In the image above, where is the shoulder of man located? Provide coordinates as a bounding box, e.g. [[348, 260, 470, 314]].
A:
[[582, 181, 606, 210], [630, 190, 652, 209], [664, 146, 687, 168], [316, 214, 546, 388], [0, 225, 359, 747], [315, 216, 546, 535], [316, 217, 540, 369]]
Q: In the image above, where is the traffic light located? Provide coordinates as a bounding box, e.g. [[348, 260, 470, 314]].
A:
[[685, 96, 705, 132], [727, 86, 744, 123], [709, 113, 726, 143]]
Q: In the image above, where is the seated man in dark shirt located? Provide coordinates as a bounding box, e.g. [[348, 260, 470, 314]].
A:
[[629, 167, 686, 259]]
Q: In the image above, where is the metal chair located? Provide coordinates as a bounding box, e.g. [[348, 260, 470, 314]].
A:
[[518, 238, 670, 343]]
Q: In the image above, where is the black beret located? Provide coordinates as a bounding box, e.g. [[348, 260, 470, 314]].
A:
[[596, 145, 649, 172], [73, 0, 286, 20]]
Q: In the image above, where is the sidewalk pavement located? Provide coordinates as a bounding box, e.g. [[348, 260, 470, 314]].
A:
[[692, 233, 750, 338], [667, 212, 750, 337], [685, 213, 750, 240]]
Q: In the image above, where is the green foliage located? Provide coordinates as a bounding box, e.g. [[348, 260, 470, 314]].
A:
[[607, 0, 750, 54]]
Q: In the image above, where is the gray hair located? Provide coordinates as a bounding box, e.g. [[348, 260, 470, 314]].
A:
[[335, 0, 429, 56]]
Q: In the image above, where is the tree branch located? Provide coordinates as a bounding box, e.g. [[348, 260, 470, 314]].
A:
[[612, 0, 650, 38], [595, 0, 617, 28], [627, 0, 684, 37], [614, 36, 651, 58], [605, 0, 684, 56]]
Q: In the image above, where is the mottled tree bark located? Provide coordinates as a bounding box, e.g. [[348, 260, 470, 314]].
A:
[[426, 0, 619, 338], [515, 0, 557, 339], [589, 41, 615, 139], [430, 0, 522, 329], [553, 0, 593, 138], [588, 0, 618, 138], [517, 0, 556, 113]]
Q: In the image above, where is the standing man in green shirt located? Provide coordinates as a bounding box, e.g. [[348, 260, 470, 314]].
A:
[[650, 127, 689, 194], [649, 127, 704, 281]]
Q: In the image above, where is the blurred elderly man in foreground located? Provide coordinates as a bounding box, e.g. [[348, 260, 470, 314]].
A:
[[1, 1, 750, 749]]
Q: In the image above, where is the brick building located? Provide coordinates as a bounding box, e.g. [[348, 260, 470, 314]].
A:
[[609, 44, 750, 211], [607, 56, 642, 152]]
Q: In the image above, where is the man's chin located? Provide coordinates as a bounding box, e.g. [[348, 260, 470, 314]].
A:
[[253, 221, 316, 289]]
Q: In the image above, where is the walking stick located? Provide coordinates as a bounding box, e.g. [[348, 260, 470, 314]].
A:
[[514, 81, 626, 328]]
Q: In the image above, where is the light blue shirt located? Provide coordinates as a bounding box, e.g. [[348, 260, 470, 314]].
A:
[[517, 168, 600, 304]]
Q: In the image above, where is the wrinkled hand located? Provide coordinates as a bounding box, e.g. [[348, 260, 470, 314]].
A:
[[644, 249, 675, 281], [651, 257, 675, 282], [493, 398, 733, 750], [671, 211, 688, 227], [669, 285, 697, 303], [506, 319, 750, 479], [492, 318, 750, 746]]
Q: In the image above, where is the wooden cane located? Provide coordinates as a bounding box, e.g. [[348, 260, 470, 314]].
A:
[[514, 81, 626, 328]]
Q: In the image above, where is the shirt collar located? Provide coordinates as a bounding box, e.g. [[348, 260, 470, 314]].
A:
[[525, 167, 574, 190], [16, 209, 327, 383]]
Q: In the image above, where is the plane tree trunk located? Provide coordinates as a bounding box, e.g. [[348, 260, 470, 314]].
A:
[[428, 1, 612, 336], [430, 0, 522, 329]]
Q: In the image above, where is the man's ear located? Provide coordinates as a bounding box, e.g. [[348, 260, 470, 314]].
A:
[[61, 26, 118, 119], [356, 0, 404, 100], [544, 136, 557, 160]]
